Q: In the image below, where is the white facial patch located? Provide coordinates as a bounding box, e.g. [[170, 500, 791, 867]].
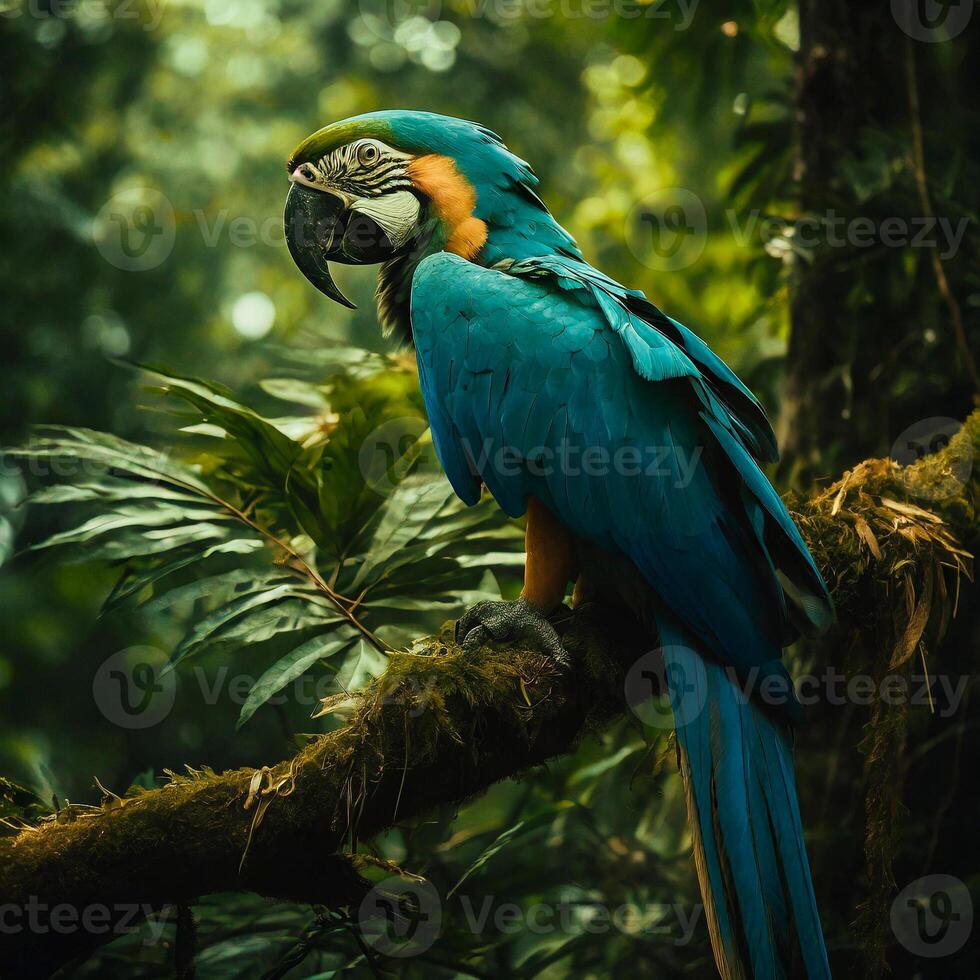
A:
[[350, 190, 422, 249]]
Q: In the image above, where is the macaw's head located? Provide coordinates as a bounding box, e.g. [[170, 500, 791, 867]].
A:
[[283, 110, 579, 328]]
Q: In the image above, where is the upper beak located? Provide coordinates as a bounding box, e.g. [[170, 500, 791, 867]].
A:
[[284, 175, 401, 310], [284, 181, 357, 309]]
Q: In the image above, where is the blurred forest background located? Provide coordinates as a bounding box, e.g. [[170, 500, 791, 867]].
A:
[[1, 0, 978, 977]]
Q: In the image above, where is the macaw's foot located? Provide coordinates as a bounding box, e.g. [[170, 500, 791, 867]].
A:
[[455, 597, 570, 668]]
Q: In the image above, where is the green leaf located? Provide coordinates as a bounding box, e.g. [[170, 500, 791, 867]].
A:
[[167, 583, 334, 670], [335, 637, 389, 692], [16, 426, 213, 494], [447, 805, 574, 898], [56, 523, 236, 562], [268, 338, 397, 381], [346, 479, 455, 591], [259, 377, 331, 410], [512, 933, 598, 978], [568, 744, 642, 785], [140, 568, 290, 614], [28, 479, 205, 507], [210, 597, 340, 648], [28, 504, 233, 552], [236, 630, 356, 728], [142, 366, 315, 496], [103, 540, 266, 612]]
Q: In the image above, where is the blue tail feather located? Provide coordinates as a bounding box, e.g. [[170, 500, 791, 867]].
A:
[[659, 615, 831, 979]]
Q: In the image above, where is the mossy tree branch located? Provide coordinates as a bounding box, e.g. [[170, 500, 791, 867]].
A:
[[1, 413, 977, 979], [0, 612, 645, 978]]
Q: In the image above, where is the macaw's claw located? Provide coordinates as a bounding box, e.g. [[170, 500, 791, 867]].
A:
[[455, 597, 570, 669]]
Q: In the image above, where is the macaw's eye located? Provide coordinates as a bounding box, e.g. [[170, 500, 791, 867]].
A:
[[356, 141, 380, 167], [299, 165, 316, 181]]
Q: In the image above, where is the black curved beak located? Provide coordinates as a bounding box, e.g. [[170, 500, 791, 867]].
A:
[[284, 183, 399, 309]]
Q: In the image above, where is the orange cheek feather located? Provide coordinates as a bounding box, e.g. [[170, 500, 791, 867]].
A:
[[407, 155, 488, 261]]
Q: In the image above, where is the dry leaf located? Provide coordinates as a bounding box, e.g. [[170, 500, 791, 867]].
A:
[[880, 497, 942, 523], [889, 570, 933, 668], [853, 516, 882, 560]]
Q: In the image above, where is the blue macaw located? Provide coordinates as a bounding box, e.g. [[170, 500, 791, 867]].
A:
[[284, 110, 834, 978]]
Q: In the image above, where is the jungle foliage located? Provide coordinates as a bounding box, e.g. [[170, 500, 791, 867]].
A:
[[1, 0, 978, 978]]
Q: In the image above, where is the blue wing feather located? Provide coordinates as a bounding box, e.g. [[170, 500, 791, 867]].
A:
[[411, 252, 830, 669], [506, 254, 780, 462]]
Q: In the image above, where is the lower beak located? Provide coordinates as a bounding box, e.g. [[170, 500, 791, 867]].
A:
[[284, 183, 400, 309]]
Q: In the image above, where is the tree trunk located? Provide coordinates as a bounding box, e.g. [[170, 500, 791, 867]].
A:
[[782, 1, 977, 479]]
